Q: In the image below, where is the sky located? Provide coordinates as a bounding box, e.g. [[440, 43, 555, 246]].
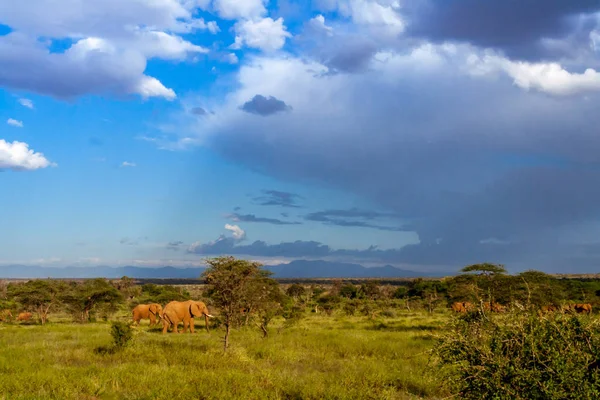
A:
[[2, 1, 600, 274]]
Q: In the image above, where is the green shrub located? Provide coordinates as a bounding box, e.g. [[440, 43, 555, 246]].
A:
[[434, 312, 600, 399], [111, 321, 134, 348]]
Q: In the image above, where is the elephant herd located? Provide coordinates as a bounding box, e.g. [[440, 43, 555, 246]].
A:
[[451, 301, 593, 315], [0, 310, 33, 322], [132, 299, 214, 334]]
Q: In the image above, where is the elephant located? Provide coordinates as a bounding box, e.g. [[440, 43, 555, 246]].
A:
[[573, 303, 593, 314], [451, 302, 467, 313], [162, 300, 213, 334], [132, 303, 163, 327], [450, 301, 475, 313], [0, 309, 13, 322], [17, 312, 32, 321]]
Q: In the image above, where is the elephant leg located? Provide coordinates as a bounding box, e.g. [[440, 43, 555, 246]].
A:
[[182, 320, 189, 333], [205, 314, 209, 333], [162, 317, 171, 334], [190, 318, 195, 334], [149, 314, 156, 327]]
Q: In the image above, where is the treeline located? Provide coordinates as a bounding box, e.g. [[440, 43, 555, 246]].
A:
[[0, 278, 192, 324], [1, 261, 599, 326]]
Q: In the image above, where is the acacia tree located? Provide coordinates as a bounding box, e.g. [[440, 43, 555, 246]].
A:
[[202, 256, 280, 350], [60, 279, 123, 322], [9, 279, 63, 324], [460, 263, 507, 305]]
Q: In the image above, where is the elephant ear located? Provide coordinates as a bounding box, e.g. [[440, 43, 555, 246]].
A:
[[149, 304, 157, 314], [191, 303, 204, 317]]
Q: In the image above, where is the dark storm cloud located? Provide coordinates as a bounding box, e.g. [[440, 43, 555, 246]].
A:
[[405, 0, 600, 59], [304, 208, 408, 232], [200, 50, 600, 272], [240, 95, 292, 116], [324, 38, 379, 73], [228, 212, 302, 225], [186, 233, 544, 272], [252, 190, 303, 208]]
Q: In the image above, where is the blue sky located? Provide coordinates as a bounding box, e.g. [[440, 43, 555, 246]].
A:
[[2, 1, 600, 274]]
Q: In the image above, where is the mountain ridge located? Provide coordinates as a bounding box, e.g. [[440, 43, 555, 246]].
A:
[[0, 260, 449, 279]]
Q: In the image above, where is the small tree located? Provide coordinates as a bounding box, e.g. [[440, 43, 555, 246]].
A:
[[286, 284, 306, 299], [61, 279, 123, 322], [202, 256, 275, 350], [9, 280, 63, 324]]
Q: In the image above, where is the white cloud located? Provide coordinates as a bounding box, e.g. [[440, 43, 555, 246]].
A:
[[226, 52, 239, 64], [504, 62, 600, 96], [213, 0, 267, 20], [315, 0, 404, 36], [225, 223, 246, 240], [7, 118, 23, 128], [121, 161, 137, 167], [0, 139, 56, 171], [18, 98, 34, 109], [207, 21, 220, 34], [466, 53, 600, 96], [0, 1, 213, 100], [135, 76, 177, 100], [233, 17, 292, 52], [127, 30, 209, 60], [308, 15, 334, 36]]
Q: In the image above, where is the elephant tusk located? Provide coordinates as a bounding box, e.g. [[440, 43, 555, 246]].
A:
[[206, 314, 214, 318]]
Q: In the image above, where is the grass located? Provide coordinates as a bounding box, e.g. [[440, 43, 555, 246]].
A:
[[0, 310, 449, 399]]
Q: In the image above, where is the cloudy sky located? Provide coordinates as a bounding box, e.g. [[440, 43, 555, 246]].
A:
[[2, 1, 600, 274]]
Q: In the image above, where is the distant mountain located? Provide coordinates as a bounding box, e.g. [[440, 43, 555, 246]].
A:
[[0, 260, 446, 279], [264, 260, 444, 278]]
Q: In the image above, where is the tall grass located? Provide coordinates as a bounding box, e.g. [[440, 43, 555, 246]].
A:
[[0, 311, 448, 399]]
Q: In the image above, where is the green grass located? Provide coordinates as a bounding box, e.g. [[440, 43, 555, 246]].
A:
[[0, 311, 449, 399]]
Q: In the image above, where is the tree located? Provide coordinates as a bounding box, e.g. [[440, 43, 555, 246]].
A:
[[202, 256, 276, 350], [461, 263, 507, 276], [460, 263, 507, 305], [286, 283, 306, 299], [9, 280, 63, 324], [60, 279, 123, 322], [244, 274, 287, 337]]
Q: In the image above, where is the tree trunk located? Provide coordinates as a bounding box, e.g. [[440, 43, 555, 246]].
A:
[[260, 323, 268, 338], [224, 316, 231, 351]]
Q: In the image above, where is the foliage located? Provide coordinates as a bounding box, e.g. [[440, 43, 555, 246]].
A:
[[60, 279, 123, 322], [135, 283, 190, 305], [461, 262, 507, 275], [8, 279, 63, 324], [435, 312, 600, 399], [285, 283, 306, 298], [95, 321, 134, 355], [111, 321, 134, 348], [202, 256, 279, 349], [339, 284, 358, 299]]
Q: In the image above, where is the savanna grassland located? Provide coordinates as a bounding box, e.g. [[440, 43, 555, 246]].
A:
[[3, 260, 600, 400], [0, 310, 448, 400]]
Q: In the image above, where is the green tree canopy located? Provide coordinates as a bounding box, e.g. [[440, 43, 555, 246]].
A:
[[461, 263, 507, 276], [202, 256, 278, 349], [8, 279, 64, 324]]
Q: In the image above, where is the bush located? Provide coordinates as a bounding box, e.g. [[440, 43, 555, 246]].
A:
[[434, 312, 600, 399], [111, 321, 134, 349], [96, 321, 134, 355]]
